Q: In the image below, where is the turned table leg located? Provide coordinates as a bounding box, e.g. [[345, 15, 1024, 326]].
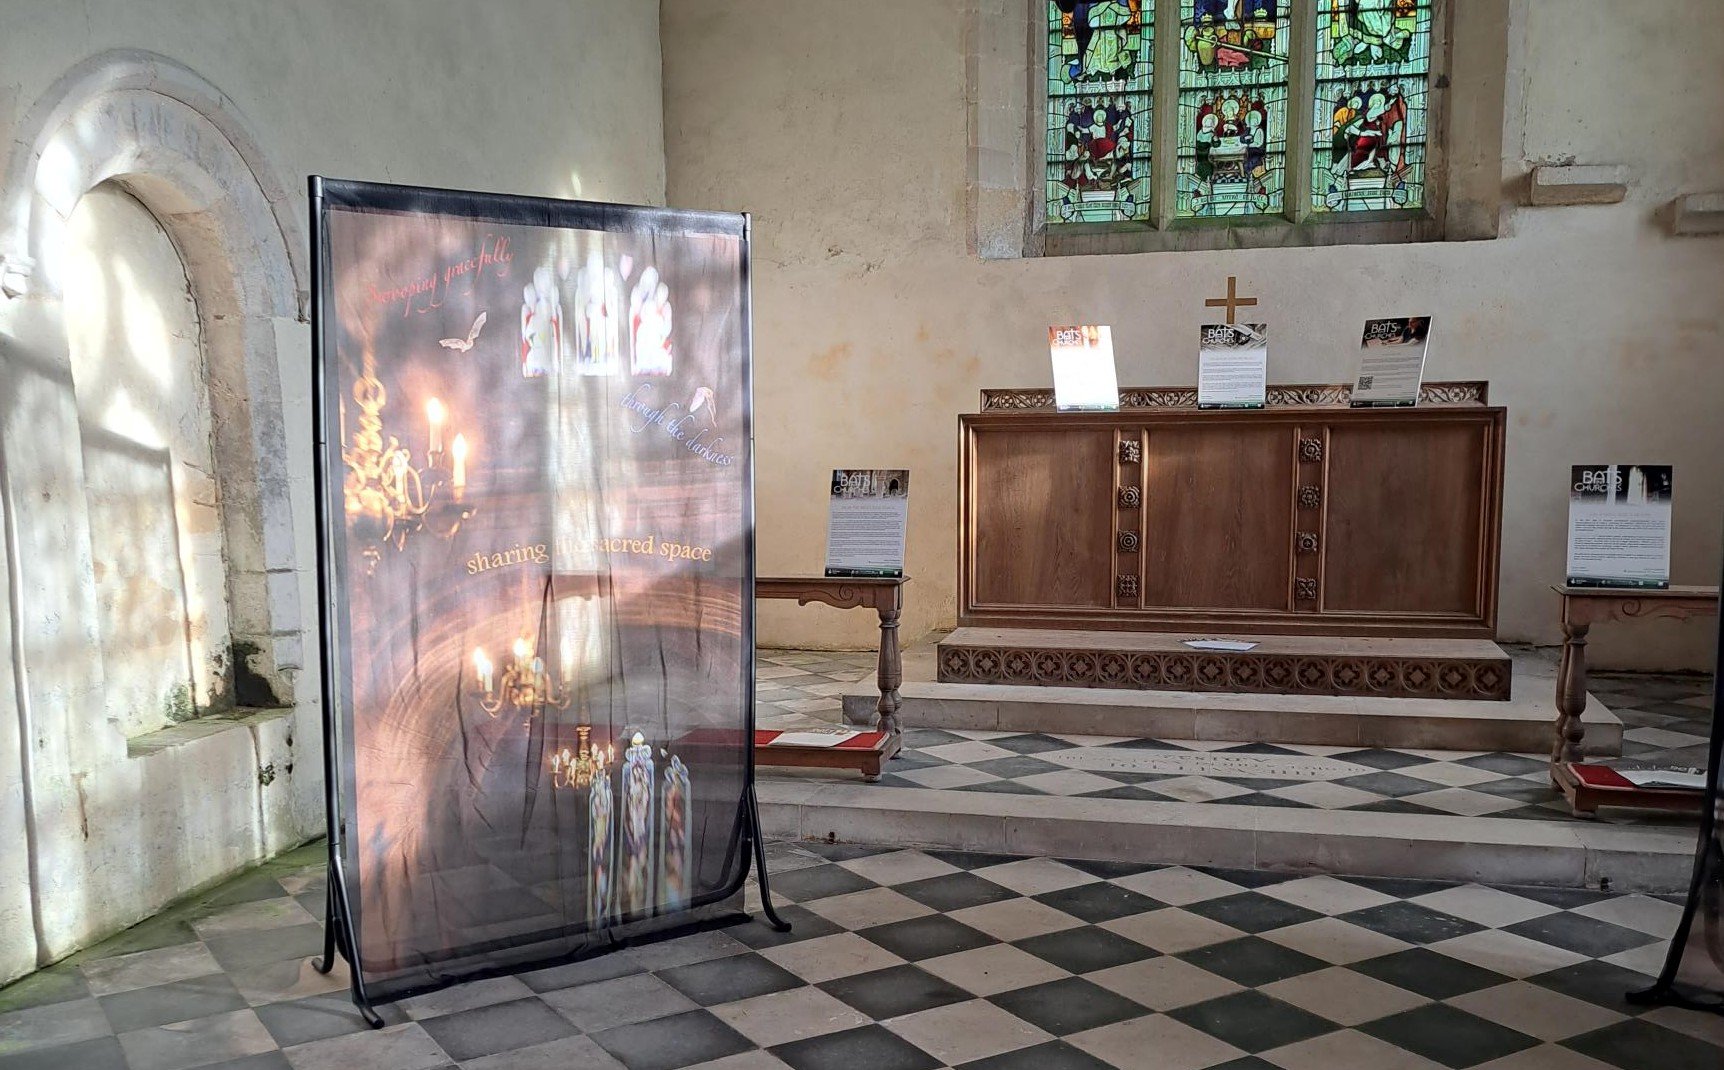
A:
[[874, 598, 903, 740], [1554, 619, 1590, 766]]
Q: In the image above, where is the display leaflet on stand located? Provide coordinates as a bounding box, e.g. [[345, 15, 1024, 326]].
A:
[[1566, 464, 1673, 588], [1351, 317, 1430, 407], [825, 469, 908, 578], [1049, 325, 1120, 411], [1197, 323, 1268, 409]]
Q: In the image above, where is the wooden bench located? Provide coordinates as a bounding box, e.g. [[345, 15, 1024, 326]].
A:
[[1550, 583, 1718, 816], [754, 576, 906, 781]]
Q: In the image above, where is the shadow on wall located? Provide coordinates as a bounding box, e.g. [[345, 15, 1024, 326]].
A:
[[64, 184, 235, 734], [0, 49, 319, 984], [78, 428, 201, 732]]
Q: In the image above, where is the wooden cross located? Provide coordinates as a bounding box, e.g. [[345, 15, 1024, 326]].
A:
[[1205, 275, 1258, 323]]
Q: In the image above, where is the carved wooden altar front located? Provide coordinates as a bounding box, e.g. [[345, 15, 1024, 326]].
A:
[[960, 383, 1505, 639]]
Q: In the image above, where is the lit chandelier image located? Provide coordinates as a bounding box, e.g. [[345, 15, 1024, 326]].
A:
[[471, 635, 575, 718], [343, 349, 471, 565], [550, 724, 616, 790]]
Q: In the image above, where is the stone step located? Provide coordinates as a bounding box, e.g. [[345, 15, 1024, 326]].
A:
[[844, 647, 1622, 756], [757, 779, 1694, 893], [937, 627, 1514, 701]]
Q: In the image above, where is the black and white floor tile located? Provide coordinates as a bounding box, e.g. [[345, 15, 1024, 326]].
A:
[[3, 840, 1721, 1070], [757, 651, 1714, 827], [0, 654, 1714, 1069]]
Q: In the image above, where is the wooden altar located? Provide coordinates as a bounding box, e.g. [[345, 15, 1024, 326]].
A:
[[960, 383, 1505, 640]]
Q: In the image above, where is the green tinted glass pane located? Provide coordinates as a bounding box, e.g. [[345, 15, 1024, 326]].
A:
[[1175, 2, 1290, 218], [1047, 1, 1154, 224], [1311, 1, 1432, 213], [1181, 0, 1290, 78], [1176, 86, 1287, 217]]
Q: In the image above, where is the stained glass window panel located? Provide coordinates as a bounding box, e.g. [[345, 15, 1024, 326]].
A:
[[1175, 1, 1291, 219], [1046, 1, 1154, 224], [1311, 0, 1433, 213]]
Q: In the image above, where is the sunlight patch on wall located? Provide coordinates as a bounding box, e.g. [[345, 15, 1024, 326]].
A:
[[63, 184, 232, 733]]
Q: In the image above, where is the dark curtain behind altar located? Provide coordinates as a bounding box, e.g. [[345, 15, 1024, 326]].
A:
[[314, 181, 753, 1001]]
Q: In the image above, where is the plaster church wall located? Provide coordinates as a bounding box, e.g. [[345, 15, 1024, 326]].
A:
[[661, 0, 1724, 671], [0, 0, 666, 985], [0, 0, 666, 209], [65, 185, 232, 739]]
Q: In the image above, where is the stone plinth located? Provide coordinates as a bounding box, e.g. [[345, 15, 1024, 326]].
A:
[[846, 641, 1621, 757]]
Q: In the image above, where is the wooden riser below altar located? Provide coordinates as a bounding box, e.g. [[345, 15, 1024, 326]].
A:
[[959, 383, 1505, 639], [936, 628, 1512, 702]]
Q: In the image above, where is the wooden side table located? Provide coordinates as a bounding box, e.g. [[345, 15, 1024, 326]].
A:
[[756, 575, 906, 736], [754, 576, 907, 781], [1550, 584, 1718, 815]]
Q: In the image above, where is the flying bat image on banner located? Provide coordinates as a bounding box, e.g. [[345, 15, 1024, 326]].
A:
[[309, 178, 777, 1014]]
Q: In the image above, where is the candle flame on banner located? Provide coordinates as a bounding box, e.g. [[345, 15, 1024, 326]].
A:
[[451, 434, 468, 500]]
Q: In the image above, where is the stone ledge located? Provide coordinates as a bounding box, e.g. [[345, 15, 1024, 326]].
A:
[[1528, 164, 1630, 206], [126, 706, 292, 759], [841, 679, 1621, 756], [0, 252, 34, 297], [758, 780, 1694, 893], [1671, 191, 1724, 236]]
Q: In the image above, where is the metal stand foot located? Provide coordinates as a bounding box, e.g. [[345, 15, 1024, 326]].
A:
[[314, 881, 338, 975], [319, 846, 387, 1029], [1627, 981, 1724, 1015], [746, 784, 792, 933]]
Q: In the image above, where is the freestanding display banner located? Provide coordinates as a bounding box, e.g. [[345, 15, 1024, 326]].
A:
[[1632, 522, 1724, 1014], [308, 178, 783, 1021]]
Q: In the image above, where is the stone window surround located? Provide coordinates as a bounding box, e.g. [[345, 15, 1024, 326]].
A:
[[968, 0, 1510, 258], [1, 48, 309, 712], [0, 48, 317, 969]]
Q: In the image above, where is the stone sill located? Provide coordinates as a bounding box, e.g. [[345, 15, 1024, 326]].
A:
[[126, 707, 293, 759], [1040, 210, 1466, 257]]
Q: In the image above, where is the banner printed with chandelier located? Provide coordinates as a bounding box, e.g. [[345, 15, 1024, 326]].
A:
[[313, 179, 755, 1001]]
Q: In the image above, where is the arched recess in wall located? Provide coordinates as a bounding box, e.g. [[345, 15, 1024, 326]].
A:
[[1, 49, 309, 702]]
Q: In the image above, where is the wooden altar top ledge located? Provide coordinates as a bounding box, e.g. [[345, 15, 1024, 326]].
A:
[[981, 381, 1489, 412], [1552, 584, 1718, 599]]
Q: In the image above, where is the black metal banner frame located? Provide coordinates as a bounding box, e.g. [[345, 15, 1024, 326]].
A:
[[307, 176, 787, 1028], [1630, 509, 1723, 1015]]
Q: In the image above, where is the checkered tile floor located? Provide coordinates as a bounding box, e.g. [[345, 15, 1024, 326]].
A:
[[3, 840, 1721, 1070], [758, 649, 1715, 826]]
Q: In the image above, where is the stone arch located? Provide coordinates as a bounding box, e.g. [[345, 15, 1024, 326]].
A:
[[2, 49, 309, 700]]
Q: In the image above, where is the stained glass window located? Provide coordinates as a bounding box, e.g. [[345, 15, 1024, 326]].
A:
[[1175, 1, 1290, 218], [1046, 1, 1154, 224], [1311, 0, 1432, 213], [1043, 1, 1440, 230]]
